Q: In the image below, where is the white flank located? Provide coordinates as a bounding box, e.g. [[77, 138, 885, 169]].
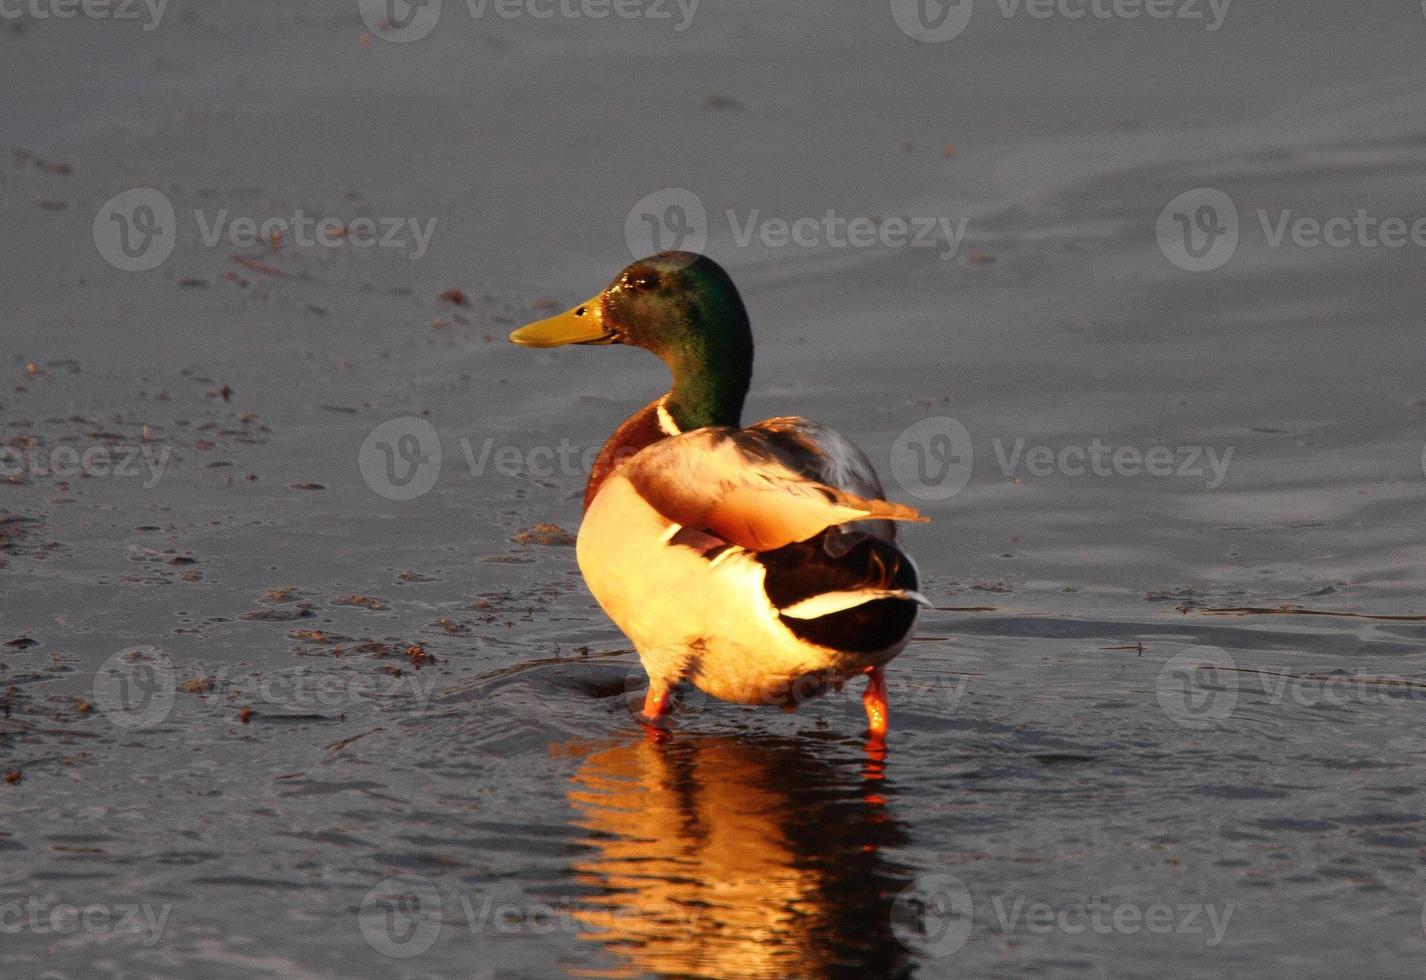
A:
[[779, 589, 929, 620]]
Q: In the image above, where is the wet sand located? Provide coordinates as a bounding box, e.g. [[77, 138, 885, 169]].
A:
[[4, 1, 1426, 977]]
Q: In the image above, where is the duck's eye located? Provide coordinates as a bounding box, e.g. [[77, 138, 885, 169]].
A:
[[629, 272, 661, 291]]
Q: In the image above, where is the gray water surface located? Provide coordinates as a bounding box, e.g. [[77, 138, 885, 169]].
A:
[[3, 2, 1426, 977]]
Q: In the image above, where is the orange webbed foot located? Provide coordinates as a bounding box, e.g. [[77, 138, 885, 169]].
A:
[[863, 667, 889, 748]]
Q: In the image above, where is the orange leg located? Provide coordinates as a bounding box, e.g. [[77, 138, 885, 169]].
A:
[[863, 667, 889, 744], [641, 679, 673, 722], [637, 679, 674, 742]]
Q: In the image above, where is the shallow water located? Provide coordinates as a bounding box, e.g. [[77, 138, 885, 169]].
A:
[[4, 1, 1426, 977]]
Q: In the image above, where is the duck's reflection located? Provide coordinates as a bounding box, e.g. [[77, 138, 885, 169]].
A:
[[565, 735, 915, 979]]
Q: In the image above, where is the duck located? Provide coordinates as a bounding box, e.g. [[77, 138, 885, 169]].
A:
[[509, 252, 928, 742]]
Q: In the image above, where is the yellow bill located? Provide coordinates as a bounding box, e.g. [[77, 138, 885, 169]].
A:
[[508, 296, 613, 347]]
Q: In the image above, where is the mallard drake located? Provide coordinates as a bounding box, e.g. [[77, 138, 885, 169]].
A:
[[510, 252, 928, 741]]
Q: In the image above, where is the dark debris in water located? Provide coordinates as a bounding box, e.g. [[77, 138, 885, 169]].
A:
[[239, 606, 316, 622], [1031, 752, 1097, 765], [1203, 606, 1426, 623], [331, 594, 387, 611], [288, 630, 350, 645], [510, 523, 577, 547]]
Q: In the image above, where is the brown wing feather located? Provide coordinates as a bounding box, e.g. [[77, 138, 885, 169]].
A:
[[746, 417, 900, 542], [621, 425, 925, 552]]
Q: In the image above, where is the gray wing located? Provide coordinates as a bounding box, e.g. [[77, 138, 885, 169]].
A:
[[745, 416, 898, 542]]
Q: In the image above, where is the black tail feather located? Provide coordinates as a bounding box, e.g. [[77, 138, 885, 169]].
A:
[[758, 531, 920, 654]]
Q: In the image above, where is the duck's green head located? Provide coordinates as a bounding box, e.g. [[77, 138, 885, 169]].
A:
[[509, 252, 753, 430]]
